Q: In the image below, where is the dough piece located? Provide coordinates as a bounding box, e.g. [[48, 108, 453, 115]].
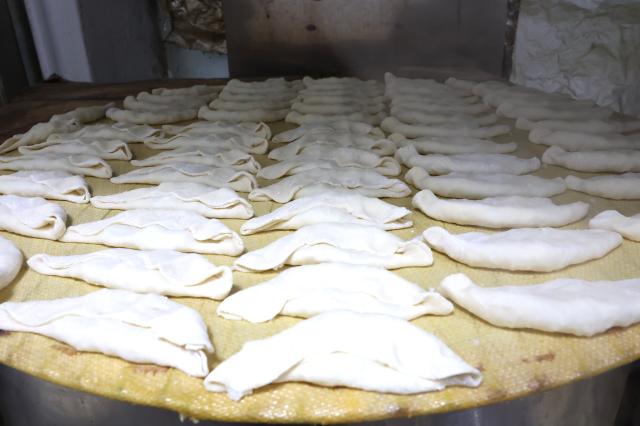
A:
[[204, 310, 481, 400], [249, 168, 411, 203], [391, 93, 479, 106], [110, 163, 257, 192], [0, 171, 90, 203], [396, 145, 540, 175], [292, 101, 384, 115], [565, 173, 640, 200], [413, 190, 588, 228], [144, 134, 268, 154], [218, 263, 452, 322], [48, 122, 158, 143], [405, 167, 566, 198], [444, 77, 477, 92], [423, 226, 621, 272], [589, 210, 640, 241], [123, 96, 206, 113], [0, 154, 112, 178], [0, 289, 212, 377], [161, 121, 271, 140], [496, 102, 612, 121], [61, 209, 244, 255], [137, 91, 215, 105], [106, 107, 197, 125], [269, 135, 396, 158], [210, 98, 292, 111], [273, 121, 378, 142], [151, 84, 223, 96], [391, 108, 498, 127], [542, 146, 640, 173], [392, 134, 516, 155], [234, 223, 432, 271], [0, 103, 111, 153], [19, 139, 132, 160], [531, 130, 640, 150], [131, 147, 261, 173], [391, 100, 490, 115], [286, 110, 385, 126], [0, 236, 22, 289], [28, 248, 232, 299], [439, 273, 640, 337], [0, 195, 66, 240], [197, 106, 289, 123], [91, 182, 253, 219], [517, 118, 640, 134], [218, 90, 296, 103], [381, 117, 511, 138], [240, 191, 411, 235]]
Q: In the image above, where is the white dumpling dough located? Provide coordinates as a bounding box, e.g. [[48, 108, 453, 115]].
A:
[[144, 134, 268, 154], [248, 169, 411, 203], [0, 154, 112, 178], [391, 108, 498, 127], [160, 121, 271, 140], [204, 310, 482, 400], [91, 182, 254, 219], [151, 84, 222, 96], [0, 195, 67, 240], [28, 248, 232, 299], [211, 98, 292, 111], [131, 147, 260, 173], [272, 121, 380, 142], [565, 173, 640, 200], [530, 130, 640, 150], [0, 171, 90, 203], [405, 167, 566, 198], [234, 223, 432, 272], [0, 236, 22, 289], [198, 106, 289, 123], [18, 139, 132, 160], [439, 273, 640, 337], [61, 209, 244, 255], [423, 226, 621, 272], [218, 263, 452, 322], [269, 136, 396, 159], [106, 107, 197, 125], [516, 118, 640, 134], [110, 162, 257, 193], [381, 117, 511, 138], [391, 134, 516, 155], [285, 110, 385, 126], [413, 190, 588, 228], [240, 191, 411, 235], [396, 145, 540, 175], [48, 122, 158, 144], [542, 146, 640, 173], [589, 210, 640, 241], [0, 289, 213, 377]]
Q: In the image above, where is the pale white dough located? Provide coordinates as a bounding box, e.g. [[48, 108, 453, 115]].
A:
[[391, 134, 516, 155], [496, 102, 612, 121], [531, 130, 640, 151], [19, 139, 132, 160], [565, 173, 640, 200], [211, 98, 292, 111], [396, 145, 540, 175], [28, 249, 232, 299], [292, 101, 384, 115], [413, 190, 588, 228], [517, 118, 640, 134], [204, 310, 481, 400], [391, 100, 490, 115], [218, 263, 452, 322], [286, 110, 386, 126], [240, 191, 411, 235], [91, 182, 254, 219], [123, 96, 207, 112], [131, 147, 261, 173], [0, 236, 22, 289], [542, 146, 640, 173], [273, 121, 378, 142], [61, 209, 244, 255], [269, 136, 396, 159], [0, 289, 213, 377], [589, 210, 640, 241], [151, 84, 222, 96], [143, 134, 268, 154], [110, 162, 257, 192], [391, 108, 498, 127], [234, 223, 432, 272], [0, 195, 67, 240], [381, 117, 511, 138], [198, 106, 289, 123], [423, 226, 621, 272], [0, 154, 112, 178], [106, 107, 197, 125], [0, 171, 90, 203], [405, 167, 566, 199], [47, 122, 158, 143], [248, 168, 411, 203], [439, 273, 640, 337], [160, 121, 271, 140]]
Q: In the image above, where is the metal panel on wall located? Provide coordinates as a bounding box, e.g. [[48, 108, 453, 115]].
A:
[[223, 0, 509, 79]]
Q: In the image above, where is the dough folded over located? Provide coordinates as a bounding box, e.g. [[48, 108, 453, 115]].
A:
[[143, 134, 268, 154], [248, 168, 411, 203], [48, 122, 159, 143], [106, 107, 197, 125], [286, 110, 386, 126], [204, 310, 482, 400], [160, 121, 271, 140], [0, 171, 90, 203], [198, 106, 289, 123], [28, 248, 232, 299], [151, 84, 222, 96], [61, 209, 244, 255], [234, 223, 432, 271], [0, 236, 22, 289], [110, 162, 257, 192], [19, 139, 132, 160], [240, 191, 411, 235], [269, 136, 396, 159], [0, 289, 213, 377], [439, 273, 640, 337], [589, 210, 640, 241], [218, 263, 452, 322], [423, 226, 621, 272], [542, 146, 640, 173], [391, 108, 498, 127], [391, 134, 516, 155], [0, 195, 67, 240], [381, 117, 511, 138], [565, 173, 640, 200], [0, 154, 112, 178], [413, 190, 588, 228], [405, 168, 566, 198], [273, 121, 379, 143], [131, 147, 261, 173], [91, 182, 254, 219], [396, 145, 540, 175]]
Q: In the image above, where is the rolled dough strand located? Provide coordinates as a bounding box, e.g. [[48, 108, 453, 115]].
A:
[[296, 94, 385, 106], [523, 118, 640, 136], [210, 98, 293, 111], [542, 146, 640, 173], [532, 130, 640, 151], [392, 93, 479, 105], [218, 90, 297, 102], [285, 110, 385, 126], [391, 108, 498, 126], [151, 84, 223, 96], [137, 91, 215, 105], [123, 96, 206, 112], [496, 102, 612, 121], [392, 134, 516, 155], [565, 173, 640, 200], [391, 100, 490, 115], [198, 106, 289, 123], [444, 77, 477, 92], [381, 117, 511, 138], [292, 102, 385, 115], [106, 107, 197, 125]]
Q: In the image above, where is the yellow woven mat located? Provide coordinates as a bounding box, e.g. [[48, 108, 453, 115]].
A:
[[0, 118, 639, 423]]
